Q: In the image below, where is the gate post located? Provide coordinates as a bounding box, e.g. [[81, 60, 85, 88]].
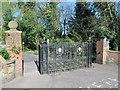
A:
[[5, 21, 22, 77], [87, 38, 92, 67], [87, 42, 89, 67]]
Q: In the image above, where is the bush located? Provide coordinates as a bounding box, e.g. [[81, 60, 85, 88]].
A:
[[0, 48, 10, 60], [34, 50, 38, 55]]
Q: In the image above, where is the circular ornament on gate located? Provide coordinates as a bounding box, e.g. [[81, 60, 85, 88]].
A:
[[77, 46, 82, 55], [56, 47, 63, 56]]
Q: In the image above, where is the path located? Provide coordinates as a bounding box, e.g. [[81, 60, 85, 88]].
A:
[[2, 53, 119, 88], [22, 52, 39, 77]]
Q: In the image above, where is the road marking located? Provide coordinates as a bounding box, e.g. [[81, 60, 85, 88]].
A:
[[87, 86, 90, 88], [92, 82, 102, 88], [101, 79, 104, 81], [105, 82, 112, 85], [115, 84, 118, 87], [78, 78, 118, 88]]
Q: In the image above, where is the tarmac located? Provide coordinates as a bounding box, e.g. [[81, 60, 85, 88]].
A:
[[1, 53, 119, 88]]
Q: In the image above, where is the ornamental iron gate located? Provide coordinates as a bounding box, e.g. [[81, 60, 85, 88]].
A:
[[37, 41, 92, 74]]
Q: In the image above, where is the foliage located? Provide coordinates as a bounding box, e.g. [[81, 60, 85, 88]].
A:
[[94, 27, 115, 39], [34, 50, 38, 55], [0, 47, 10, 60]]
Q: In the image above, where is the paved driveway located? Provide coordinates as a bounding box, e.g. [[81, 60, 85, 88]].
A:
[[2, 53, 119, 88], [22, 52, 38, 62]]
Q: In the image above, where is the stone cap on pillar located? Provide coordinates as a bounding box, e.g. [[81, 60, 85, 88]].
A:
[[5, 20, 22, 33]]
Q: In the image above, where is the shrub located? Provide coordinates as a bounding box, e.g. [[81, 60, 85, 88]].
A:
[[34, 50, 38, 55], [0, 48, 10, 60]]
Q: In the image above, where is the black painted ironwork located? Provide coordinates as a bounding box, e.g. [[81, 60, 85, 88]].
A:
[[38, 41, 92, 74]]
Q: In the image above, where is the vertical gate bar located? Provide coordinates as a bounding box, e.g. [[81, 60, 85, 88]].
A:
[[70, 45, 71, 60], [46, 45, 48, 73], [38, 45, 40, 73], [41, 45, 44, 74], [38, 45, 41, 74], [41, 46, 43, 74], [87, 42, 89, 67], [90, 42, 93, 67], [22, 60, 24, 76], [89, 42, 91, 67], [54, 45, 56, 72], [91, 42, 93, 66], [55, 46, 56, 61]]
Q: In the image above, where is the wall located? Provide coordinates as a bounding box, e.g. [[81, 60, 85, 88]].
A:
[[106, 50, 120, 64], [2, 62, 15, 83], [0, 56, 15, 84], [96, 37, 119, 64]]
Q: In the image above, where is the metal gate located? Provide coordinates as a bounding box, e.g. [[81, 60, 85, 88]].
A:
[[37, 41, 92, 74]]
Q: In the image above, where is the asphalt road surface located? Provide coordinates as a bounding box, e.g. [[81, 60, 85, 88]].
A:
[[2, 53, 119, 88]]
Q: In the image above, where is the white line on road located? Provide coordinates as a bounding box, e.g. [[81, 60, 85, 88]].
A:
[[105, 82, 112, 85], [115, 84, 118, 87], [87, 86, 90, 88], [92, 82, 102, 88]]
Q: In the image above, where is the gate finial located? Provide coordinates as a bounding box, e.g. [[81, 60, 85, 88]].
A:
[[8, 20, 18, 30]]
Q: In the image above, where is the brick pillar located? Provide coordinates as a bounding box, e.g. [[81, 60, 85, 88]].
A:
[[96, 38, 103, 64], [96, 37, 109, 64], [5, 21, 22, 77]]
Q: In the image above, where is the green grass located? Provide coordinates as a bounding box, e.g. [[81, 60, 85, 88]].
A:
[[26, 51, 33, 54]]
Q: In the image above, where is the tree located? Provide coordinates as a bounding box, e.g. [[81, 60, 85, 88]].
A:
[[68, 2, 96, 42], [93, 2, 119, 50], [17, 2, 39, 50], [36, 2, 60, 41], [1, 2, 16, 43]]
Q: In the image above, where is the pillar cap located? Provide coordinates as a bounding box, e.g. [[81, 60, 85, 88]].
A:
[[8, 21, 18, 29]]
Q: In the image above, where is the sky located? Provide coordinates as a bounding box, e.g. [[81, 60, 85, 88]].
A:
[[58, 2, 76, 21]]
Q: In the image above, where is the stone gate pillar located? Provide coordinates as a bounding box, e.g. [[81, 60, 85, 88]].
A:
[[5, 21, 22, 77], [96, 37, 109, 64]]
